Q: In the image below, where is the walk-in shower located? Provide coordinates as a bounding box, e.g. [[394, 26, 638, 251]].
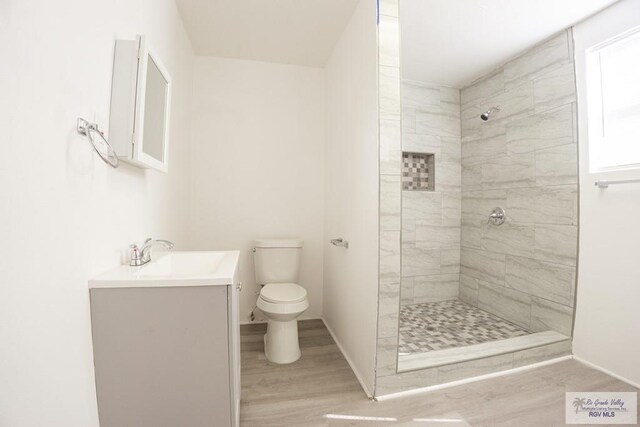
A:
[[375, 0, 579, 395]]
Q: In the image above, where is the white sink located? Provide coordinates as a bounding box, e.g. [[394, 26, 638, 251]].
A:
[[137, 252, 226, 277], [89, 251, 240, 289]]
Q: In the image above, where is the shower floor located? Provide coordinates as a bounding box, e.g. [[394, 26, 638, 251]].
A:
[[398, 299, 531, 355]]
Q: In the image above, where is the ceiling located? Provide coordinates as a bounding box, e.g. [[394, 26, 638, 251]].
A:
[[175, 0, 360, 67], [401, 0, 620, 88]]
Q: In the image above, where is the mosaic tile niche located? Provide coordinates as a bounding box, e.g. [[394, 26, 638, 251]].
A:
[[402, 152, 435, 191]]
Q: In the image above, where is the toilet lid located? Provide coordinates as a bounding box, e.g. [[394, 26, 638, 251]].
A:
[[260, 283, 307, 304]]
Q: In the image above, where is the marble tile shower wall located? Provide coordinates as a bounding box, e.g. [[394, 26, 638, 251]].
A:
[[376, 0, 403, 384], [374, 1, 575, 397], [459, 30, 579, 338], [401, 80, 462, 306]]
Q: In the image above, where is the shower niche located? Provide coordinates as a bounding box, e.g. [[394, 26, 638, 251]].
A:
[[402, 152, 435, 191]]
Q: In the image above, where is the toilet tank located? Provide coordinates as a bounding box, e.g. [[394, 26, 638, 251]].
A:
[[253, 239, 303, 285]]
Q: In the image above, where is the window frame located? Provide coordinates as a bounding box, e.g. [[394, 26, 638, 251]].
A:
[[584, 25, 640, 174]]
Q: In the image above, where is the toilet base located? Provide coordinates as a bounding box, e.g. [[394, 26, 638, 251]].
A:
[[263, 319, 301, 364]]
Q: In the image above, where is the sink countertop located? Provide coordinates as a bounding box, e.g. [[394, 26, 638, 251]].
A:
[[89, 250, 240, 289]]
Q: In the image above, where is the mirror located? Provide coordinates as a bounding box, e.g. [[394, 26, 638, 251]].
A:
[[109, 35, 172, 173], [141, 56, 168, 163]]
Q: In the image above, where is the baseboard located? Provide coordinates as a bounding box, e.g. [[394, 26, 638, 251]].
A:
[[240, 314, 322, 326], [321, 317, 374, 398], [375, 355, 573, 401], [572, 355, 640, 389]]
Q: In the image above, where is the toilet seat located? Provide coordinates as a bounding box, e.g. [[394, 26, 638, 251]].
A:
[[260, 283, 307, 304]]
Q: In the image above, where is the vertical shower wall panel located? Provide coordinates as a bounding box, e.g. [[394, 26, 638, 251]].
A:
[[459, 30, 579, 338], [376, 0, 403, 384], [400, 80, 462, 306]]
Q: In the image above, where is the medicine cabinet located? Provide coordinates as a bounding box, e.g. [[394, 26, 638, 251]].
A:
[[109, 35, 171, 172]]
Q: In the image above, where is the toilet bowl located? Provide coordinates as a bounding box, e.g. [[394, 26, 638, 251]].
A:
[[257, 283, 309, 364], [253, 238, 306, 364]]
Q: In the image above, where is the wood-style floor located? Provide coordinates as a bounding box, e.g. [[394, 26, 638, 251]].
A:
[[240, 319, 639, 426]]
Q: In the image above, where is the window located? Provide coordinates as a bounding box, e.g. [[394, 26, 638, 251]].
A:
[[586, 26, 640, 172]]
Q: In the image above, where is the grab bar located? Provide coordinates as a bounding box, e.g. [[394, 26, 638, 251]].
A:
[[330, 238, 349, 248], [595, 178, 640, 189]]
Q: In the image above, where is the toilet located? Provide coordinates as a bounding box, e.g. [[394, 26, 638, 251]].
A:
[[253, 238, 308, 364]]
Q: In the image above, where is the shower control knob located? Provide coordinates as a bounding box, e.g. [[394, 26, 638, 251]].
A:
[[488, 207, 506, 226]]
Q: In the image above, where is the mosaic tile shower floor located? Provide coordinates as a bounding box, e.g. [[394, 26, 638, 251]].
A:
[[398, 300, 531, 355]]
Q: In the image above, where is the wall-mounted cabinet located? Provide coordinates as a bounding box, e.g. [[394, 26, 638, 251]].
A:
[[109, 35, 171, 173]]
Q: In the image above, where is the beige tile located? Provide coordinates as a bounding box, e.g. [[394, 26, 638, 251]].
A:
[[442, 191, 462, 224], [377, 311, 399, 340], [481, 222, 535, 258], [506, 187, 538, 223], [504, 31, 570, 90], [440, 86, 461, 104], [415, 222, 460, 248], [402, 133, 440, 155], [380, 231, 401, 284], [437, 353, 513, 383], [402, 80, 440, 109], [535, 143, 578, 186], [534, 224, 578, 266], [402, 246, 441, 277], [507, 185, 577, 225], [462, 163, 483, 191], [512, 340, 572, 368], [461, 70, 505, 109], [533, 60, 576, 113], [380, 175, 401, 231], [378, 282, 400, 316], [462, 127, 507, 165], [505, 256, 574, 306], [436, 161, 462, 192], [440, 247, 461, 274], [460, 247, 506, 284], [402, 190, 443, 226], [462, 189, 507, 221], [506, 104, 573, 154], [534, 185, 577, 225], [380, 119, 402, 175], [478, 280, 532, 328], [379, 66, 400, 121], [413, 274, 459, 303], [402, 106, 416, 133], [376, 336, 398, 377], [400, 277, 414, 305], [440, 136, 462, 164], [416, 109, 461, 138], [378, 15, 399, 67], [530, 296, 574, 336], [459, 274, 479, 306], [481, 153, 535, 189], [487, 81, 535, 123], [460, 221, 482, 250]]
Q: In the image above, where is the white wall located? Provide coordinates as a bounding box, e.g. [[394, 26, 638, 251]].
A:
[[188, 57, 325, 322], [0, 0, 194, 426], [573, 0, 640, 387], [323, 0, 379, 395]]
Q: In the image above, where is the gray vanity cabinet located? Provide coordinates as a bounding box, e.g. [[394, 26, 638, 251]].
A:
[[90, 284, 240, 427]]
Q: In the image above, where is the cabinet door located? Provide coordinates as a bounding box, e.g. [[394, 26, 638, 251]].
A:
[[90, 286, 231, 427]]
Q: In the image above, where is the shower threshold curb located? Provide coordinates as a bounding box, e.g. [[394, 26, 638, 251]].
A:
[[397, 330, 569, 372]]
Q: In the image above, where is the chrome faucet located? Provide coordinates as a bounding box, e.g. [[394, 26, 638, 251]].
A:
[[129, 238, 174, 266]]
